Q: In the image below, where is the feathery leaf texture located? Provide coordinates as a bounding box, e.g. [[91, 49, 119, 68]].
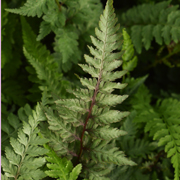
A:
[[45, 144, 82, 180], [6, 0, 49, 18], [1, 103, 49, 180], [118, 111, 156, 159], [132, 85, 180, 180], [122, 29, 138, 72], [43, 0, 136, 179], [121, 1, 180, 53], [7, 0, 102, 72], [21, 18, 70, 104], [1, 104, 32, 152]]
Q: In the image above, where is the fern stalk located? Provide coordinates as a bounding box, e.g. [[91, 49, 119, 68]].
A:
[[78, 69, 102, 162]]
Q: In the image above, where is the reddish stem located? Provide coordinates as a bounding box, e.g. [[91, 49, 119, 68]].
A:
[[76, 75, 102, 164]]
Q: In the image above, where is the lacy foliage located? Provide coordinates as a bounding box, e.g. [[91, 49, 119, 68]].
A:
[[1, 104, 49, 179], [42, 0, 136, 179], [7, 0, 103, 72], [131, 85, 180, 180], [120, 1, 180, 53]]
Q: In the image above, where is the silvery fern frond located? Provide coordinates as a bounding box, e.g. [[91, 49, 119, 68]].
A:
[[43, 0, 136, 179]]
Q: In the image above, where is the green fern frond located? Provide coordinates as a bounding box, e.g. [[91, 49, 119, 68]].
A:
[[43, 0, 136, 179], [44, 144, 82, 180], [89, 140, 135, 166], [1, 104, 32, 152], [130, 84, 152, 112], [24, 47, 71, 104], [152, 99, 180, 180], [21, 17, 54, 68], [89, 126, 127, 140], [122, 29, 138, 72], [37, 0, 66, 41], [6, 0, 49, 18], [7, 0, 102, 72], [21, 17, 70, 103], [132, 85, 180, 180], [85, 162, 112, 180], [120, 1, 180, 53], [1, 103, 49, 180], [118, 111, 156, 159], [54, 26, 81, 64], [1, 113, 21, 152]]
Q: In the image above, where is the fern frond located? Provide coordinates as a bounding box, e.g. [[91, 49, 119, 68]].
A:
[[89, 126, 127, 140], [43, 0, 136, 179], [24, 47, 69, 103], [89, 140, 135, 166], [23, 42, 70, 105], [132, 86, 180, 180], [85, 162, 112, 180], [1, 104, 32, 152], [118, 111, 156, 159], [54, 26, 81, 64], [21, 17, 61, 102], [153, 99, 180, 180], [6, 0, 49, 18], [7, 0, 103, 72], [45, 107, 81, 143], [95, 110, 130, 124], [45, 144, 82, 180], [121, 1, 180, 53], [21, 18, 70, 103], [1, 103, 49, 180], [122, 29, 138, 72]]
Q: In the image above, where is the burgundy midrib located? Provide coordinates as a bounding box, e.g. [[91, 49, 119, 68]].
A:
[[76, 74, 102, 163], [76, 13, 108, 164]]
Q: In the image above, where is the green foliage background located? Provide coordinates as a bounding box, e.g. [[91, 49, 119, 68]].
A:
[[1, 0, 180, 180]]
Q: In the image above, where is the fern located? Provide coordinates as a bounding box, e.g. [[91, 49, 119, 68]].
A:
[[2, 2, 28, 107], [120, 1, 180, 53], [119, 111, 156, 158], [122, 29, 138, 72], [149, 98, 180, 180], [1, 104, 32, 152], [1, 103, 49, 180], [54, 25, 81, 64], [7, 0, 102, 72], [109, 111, 157, 180], [2, 0, 180, 179], [21, 17, 70, 104], [42, 0, 136, 179], [132, 85, 180, 180], [6, 0, 49, 18], [44, 144, 82, 180]]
